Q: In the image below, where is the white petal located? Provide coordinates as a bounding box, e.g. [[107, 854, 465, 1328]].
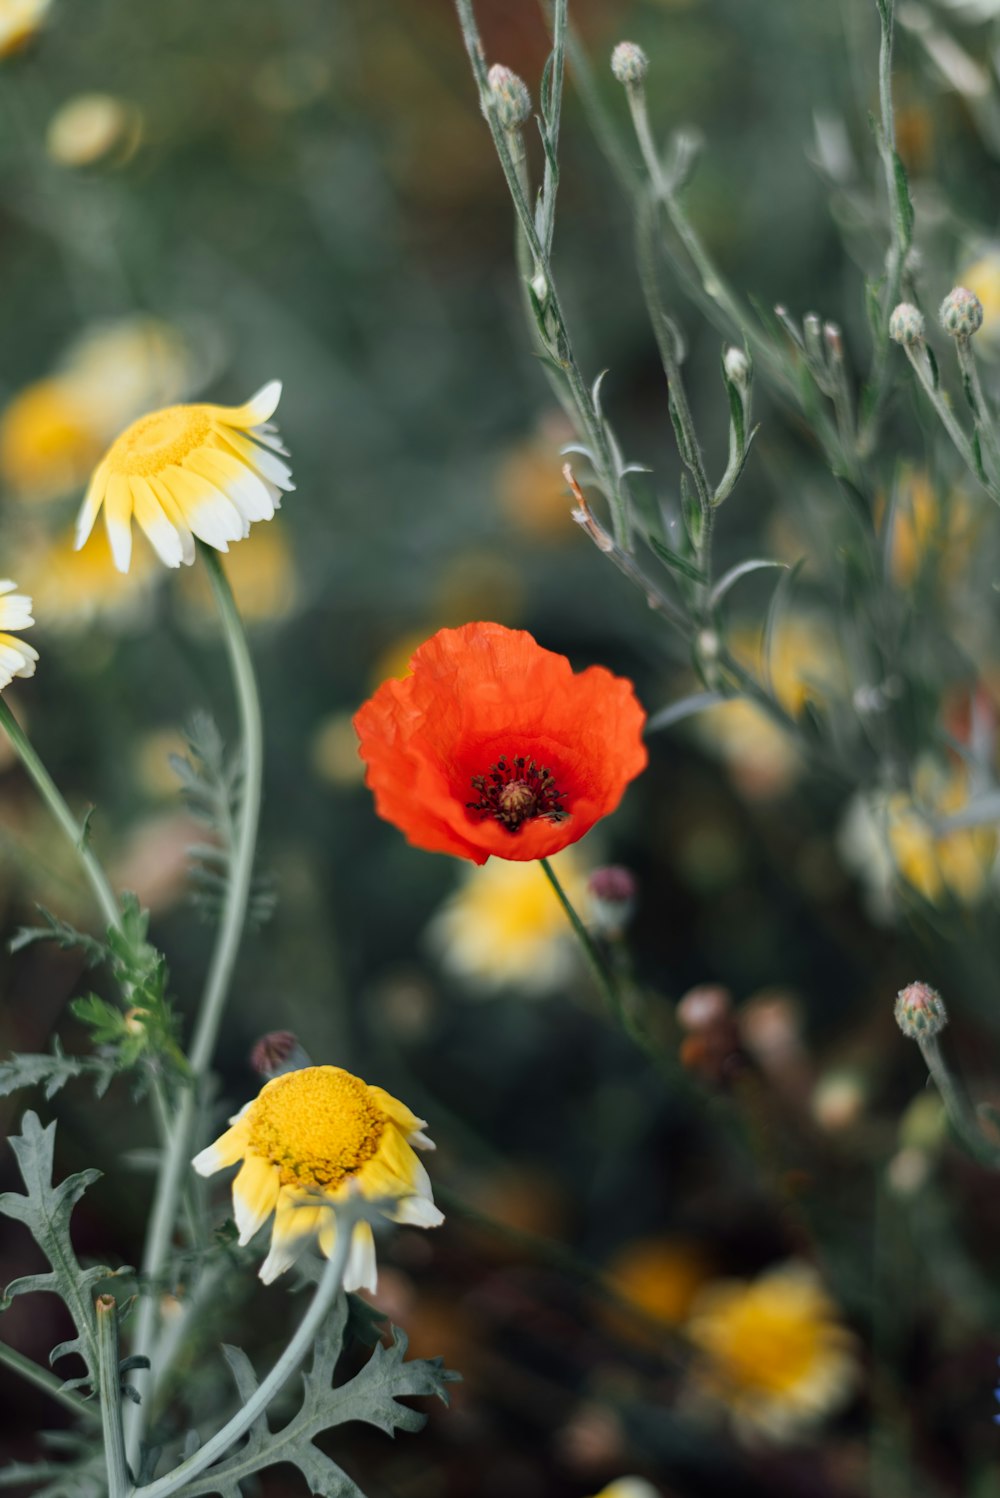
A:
[[130, 478, 184, 569], [103, 473, 133, 574]]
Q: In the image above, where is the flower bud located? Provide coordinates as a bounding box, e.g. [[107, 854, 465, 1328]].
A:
[[939, 286, 983, 337], [250, 1030, 311, 1079], [611, 41, 649, 85], [894, 980, 947, 1040], [487, 64, 532, 130], [888, 302, 925, 346], [723, 346, 751, 387], [677, 983, 732, 1032], [587, 865, 637, 938]]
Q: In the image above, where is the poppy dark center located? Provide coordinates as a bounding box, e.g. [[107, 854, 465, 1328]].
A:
[[467, 754, 569, 833]]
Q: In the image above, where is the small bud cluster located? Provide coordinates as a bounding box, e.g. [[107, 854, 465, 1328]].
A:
[[894, 980, 948, 1041], [939, 286, 984, 338], [610, 40, 648, 85], [486, 64, 531, 130], [888, 302, 925, 346], [676, 984, 744, 1085]]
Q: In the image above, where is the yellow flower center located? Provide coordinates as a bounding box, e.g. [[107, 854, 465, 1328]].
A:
[[105, 404, 212, 477], [246, 1066, 385, 1190]]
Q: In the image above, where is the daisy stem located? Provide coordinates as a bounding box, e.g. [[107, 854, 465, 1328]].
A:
[[124, 546, 263, 1465], [189, 545, 264, 1079], [130, 1230, 350, 1498], [96, 1295, 131, 1498], [539, 856, 642, 1051], [0, 698, 121, 936]]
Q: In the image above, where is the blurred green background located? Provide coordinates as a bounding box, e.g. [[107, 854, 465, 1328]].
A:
[[5, 1, 1000, 1495]]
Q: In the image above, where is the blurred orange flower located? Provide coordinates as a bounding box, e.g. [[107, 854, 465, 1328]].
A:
[[353, 621, 647, 864]]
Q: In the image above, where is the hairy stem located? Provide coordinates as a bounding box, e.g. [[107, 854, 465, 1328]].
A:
[[919, 1035, 1000, 1169], [97, 1295, 131, 1498], [125, 545, 264, 1464], [131, 1232, 350, 1498]]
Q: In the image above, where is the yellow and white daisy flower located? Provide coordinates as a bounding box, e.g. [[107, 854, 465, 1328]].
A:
[[0, 580, 38, 689], [193, 1064, 443, 1291], [686, 1262, 857, 1442], [76, 381, 293, 573], [588, 1481, 661, 1498]]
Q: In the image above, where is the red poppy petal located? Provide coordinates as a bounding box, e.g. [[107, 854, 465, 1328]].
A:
[[353, 622, 647, 863]]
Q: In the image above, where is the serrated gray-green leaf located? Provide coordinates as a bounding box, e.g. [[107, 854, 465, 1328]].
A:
[[0, 1051, 113, 1101], [172, 1300, 456, 1497], [0, 1112, 130, 1397]]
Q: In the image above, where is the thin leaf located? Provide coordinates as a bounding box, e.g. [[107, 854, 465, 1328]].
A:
[[646, 535, 706, 584], [709, 559, 788, 611], [647, 692, 728, 733]]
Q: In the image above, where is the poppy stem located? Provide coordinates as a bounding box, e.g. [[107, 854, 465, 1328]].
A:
[[539, 856, 644, 1052]]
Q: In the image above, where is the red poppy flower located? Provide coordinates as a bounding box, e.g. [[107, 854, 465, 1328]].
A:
[[353, 622, 648, 864]]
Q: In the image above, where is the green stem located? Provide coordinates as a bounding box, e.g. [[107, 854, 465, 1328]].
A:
[[97, 1296, 131, 1498], [539, 856, 651, 1060], [955, 335, 1000, 481], [0, 698, 121, 935], [0, 1337, 101, 1422], [902, 343, 996, 500], [919, 1035, 1000, 1169], [860, 0, 909, 454], [125, 545, 264, 1465], [131, 1231, 350, 1498], [453, 0, 633, 549]]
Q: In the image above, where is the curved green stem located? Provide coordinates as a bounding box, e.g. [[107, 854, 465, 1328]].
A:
[[919, 1035, 1000, 1169], [539, 856, 651, 1059], [0, 697, 121, 935], [125, 545, 264, 1465], [0, 1338, 101, 1422], [131, 1233, 349, 1498]]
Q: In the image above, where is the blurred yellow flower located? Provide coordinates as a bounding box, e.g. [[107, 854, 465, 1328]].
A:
[[886, 759, 995, 904], [369, 629, 429, 687], [587, 1481, 661, 1498], [686, 1263, 857, 1441], [839, 759, 995, 915], [46, 93, 141, 168], [881, 467, 973, 588], [181, 518, 297, 623], [0, 580, 37, 690], [311, 712, 367, 787], [603, 1235, 713, 1342], [695, 616, 841, 798], [0, 0, 50, 58], [495, 415, 578, 541], [960, 248, 1000, 341], [77, 381, 292, 572], [0, 379, 104, 500], [428, 846, 590, 994], [14, 524, 156, 628], [0, 318, 197, 502]]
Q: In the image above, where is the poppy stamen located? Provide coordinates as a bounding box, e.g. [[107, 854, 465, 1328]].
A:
[[468, 753, 568, 832]]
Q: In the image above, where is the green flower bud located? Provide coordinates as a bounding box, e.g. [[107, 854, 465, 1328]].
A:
[[894, 980, 948, 1041], [889, 302, 925, 346], [611, 41, 649, 85], [486, 64, 531, 130], [939, 286, 984, 337]]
